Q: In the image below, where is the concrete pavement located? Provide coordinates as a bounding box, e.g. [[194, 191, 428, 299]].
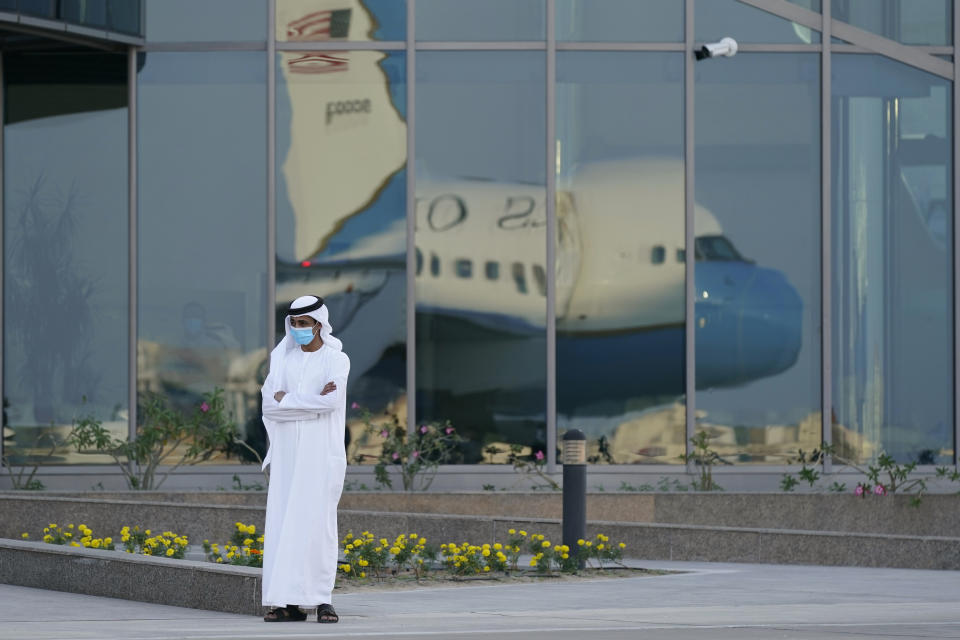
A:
[[2, 561, 959, 640]]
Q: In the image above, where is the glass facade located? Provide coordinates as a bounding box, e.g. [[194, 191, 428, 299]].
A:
[[556, 52, 685, 464], [3, 52, 129, 464], [694, 53, 821, 462], [415, 51, 546, 462], [137, 52, 267, 458], [1, 0, 958, 483], [276, 49, 407, 454]]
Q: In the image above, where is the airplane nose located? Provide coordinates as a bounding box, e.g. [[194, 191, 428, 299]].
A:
[[695, 264, 803, 389], [736, 267, 803, 378]]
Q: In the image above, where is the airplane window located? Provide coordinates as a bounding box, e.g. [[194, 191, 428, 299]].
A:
[[512, 262, 528, 294], [694, 235, 747, 262], [676, 248, 686, 263], [485, 261, 499, 280], [651, 246, 666, 264], [416, 248, 423, 276], [532, 264, 547, 296], [456, 259, 472, 278], [430, 253, 440, 277]]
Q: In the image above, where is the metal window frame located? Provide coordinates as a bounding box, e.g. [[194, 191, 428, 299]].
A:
[[267, 0, 277, 358], [955, 0, 959, 468], [821, 0, 833, 472], [128, 47, 138, 443], [684, 0, 696, 470], [406, 0, 417, 436], [545, 0, 557, 472]]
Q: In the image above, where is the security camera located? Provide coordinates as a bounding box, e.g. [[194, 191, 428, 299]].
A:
[[695, 37, 738, 61]]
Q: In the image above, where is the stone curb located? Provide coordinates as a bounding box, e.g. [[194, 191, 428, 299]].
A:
[[0, 539, 263, 615], [4, 491, 956, 537]]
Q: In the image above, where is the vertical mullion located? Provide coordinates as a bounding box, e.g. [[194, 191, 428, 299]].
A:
[[684, 0, 695, 471], [128, 46, 138, 442], [0, 51, 4, 464], [267, 0, 277, 354], [546, 0, 557, 473], [822, 0, 833, 473], [406, 0, 417, 436], [954, 0, 959, 467]]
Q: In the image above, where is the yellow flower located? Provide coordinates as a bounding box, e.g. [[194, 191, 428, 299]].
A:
[[121, 534, 130, 543], [619, 543, 626, 549], [166, 548, 175, 557], [342, 564, 352, 573], [519, 530, 527, 537], [360, 572, 366, 578], [226, 551, 235, 559], [585, 541, 592, 547], [483, 566, 491, 572], [493, 543, 502, 550], [482, 549, 491, 557], [49, 523, 57, 529], [70, 542, 81, 547], [247, 525, 256, 535], [257, 536, 265, 543], [380, 539, 389, 546], [64, 532, 73, 539], [216, 557, 223, 563], [597, 544, 605, 550], [76, 524, 83, 530], [389, 547, 400, 555], [410, 533, 418, 539], [43, 535, 53, 543], [91, 540, 101, 549], [562, 553, 569, 559], [145, 530, 151, 535], [529, 559, 537, 567], [20, 533, 29, 539], [577, 539, 585, 546], [508, 529, 516, 535], [103, 537, 112, 546], [243, 538, 253, 546], [542, 541, 551, 548], [43, 528, 49, 534], [143, 548, 152, 556]]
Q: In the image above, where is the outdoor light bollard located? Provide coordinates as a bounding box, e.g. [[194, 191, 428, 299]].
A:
[[561, 429, 587, 566]]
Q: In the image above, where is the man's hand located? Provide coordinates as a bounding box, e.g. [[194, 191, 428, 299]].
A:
[[320, 382, 337, 396], [274, 391, 286, 403]]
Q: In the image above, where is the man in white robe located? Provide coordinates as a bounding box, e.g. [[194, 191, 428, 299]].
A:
[[260, 295, 350, 623]]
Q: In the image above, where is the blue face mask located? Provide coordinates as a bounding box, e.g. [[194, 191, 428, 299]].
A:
[[291, 326, 317, 345]]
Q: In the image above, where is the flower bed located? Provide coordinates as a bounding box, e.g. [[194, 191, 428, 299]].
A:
[[20, 521, 629, 580]]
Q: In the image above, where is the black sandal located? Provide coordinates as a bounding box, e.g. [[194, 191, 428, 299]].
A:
[[264, 605, 307, 622], [317, 603, 339, 623]]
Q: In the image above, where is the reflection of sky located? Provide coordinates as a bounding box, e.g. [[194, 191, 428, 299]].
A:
[[276, 52, 406, 263], [365, 0, 406, 40]]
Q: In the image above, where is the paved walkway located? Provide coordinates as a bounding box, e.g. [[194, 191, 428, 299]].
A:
[[2, 561, 959, 640]]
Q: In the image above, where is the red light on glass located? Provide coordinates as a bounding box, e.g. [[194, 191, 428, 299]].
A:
[[301, 260, 311, 267]]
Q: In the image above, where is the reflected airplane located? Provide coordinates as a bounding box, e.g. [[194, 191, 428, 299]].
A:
[[276, 158, 803, 418]]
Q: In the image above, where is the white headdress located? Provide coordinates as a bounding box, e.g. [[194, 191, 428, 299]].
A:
[[275, 295, 343, 353]]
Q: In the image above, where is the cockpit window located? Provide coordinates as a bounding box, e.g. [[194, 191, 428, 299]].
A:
[[430, 253, 440, 276], [416, 248, 423, 276], [485, 261, 499, 280], [651, 246, 666, 264], [695, 235, 747, 262], [456, 259, 472, 278]]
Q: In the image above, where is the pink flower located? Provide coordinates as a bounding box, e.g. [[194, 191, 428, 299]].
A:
[[412, 450, 419, 459], [380, 430, 389, 438], [420, 425, 429, 434], [874, 485, 886, 496], [445, 427, 454, 435], [351, 402, 360, 410], [854, 485, 864, 497], [200, 402, 210, 413], [391, 452, 400, 460], [535, 450, 544, 461]]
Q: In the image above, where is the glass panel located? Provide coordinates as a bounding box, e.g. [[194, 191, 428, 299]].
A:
[[416, 0, 545, 41], [277, 0, 405, 42], [145, 0, 266, 42], [416, 51, 545, 463], [788, 0, 821, 10], [833, 0, 952, 46], [276, 50, 407, 461], [556, 52, 685, 465], [18, 0, 55, 18], [832, 54, 953, 464], [695, 53, 821, 464], [3, 52, 128, 466], [107, 0, 142, 35], [696, 0, 820, 44], [61, 0, 108, 28], [556, 0, 682, 42], [138, 52, 267, 460]]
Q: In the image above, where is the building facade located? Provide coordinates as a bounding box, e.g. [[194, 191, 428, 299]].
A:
[[1, 0, 957, 489]]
